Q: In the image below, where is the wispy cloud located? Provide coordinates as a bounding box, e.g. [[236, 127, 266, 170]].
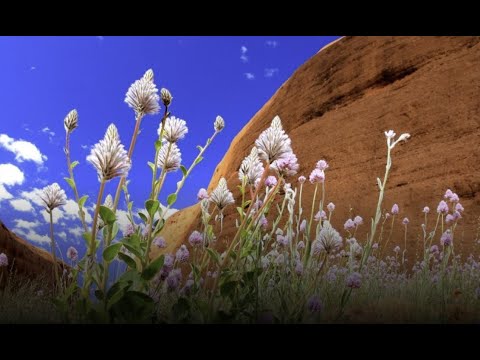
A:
[[68, 227, 83, 238], [266, 40, 279, 48], [41, 127, 55, 137], [13, 228, 50, 245], [244, 73, 255, 80], [0, 184, 13, 201], [81, 144, 89, 150], [0, 134, 47, 165], [264, 68, 279, 78], [9, 198, 33, 212], [240, 45, 249, 63], [14, 219, 41, 230]]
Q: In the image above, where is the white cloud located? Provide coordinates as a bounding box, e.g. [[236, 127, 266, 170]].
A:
[[81, 145, 89, 150], [13, 228, 51, 245], [41, 127, 55, 137], [68, 227, 84, 238], [14, 219, 41, 230], [0, 134, 47, 165], [58, 231, 67, 240], [62, 199, 93, 224], [266, 40, 278, 48], [244, 73, 255, 80], [9, 198, 33, 212], [41, 208, 64, 224], [264, 68, 279, 78], [20, 187, 45, 207], [0, 163, 25, 186], [0, 184, 13, 201], [240, 45, 248, 63]]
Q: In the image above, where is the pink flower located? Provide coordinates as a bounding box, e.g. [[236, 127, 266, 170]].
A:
[[327, 202, 335, 212], [123, 223, 136, 237], [299, 219, 307, 233], [0, 253, 8, 267], [437, 200, 449, 214], [316, 160, 329, 171], [314, 210, 327, 222], [154, 236, 167, 248], [272, 152, 299, 177], [297, 241, 305, 250], [385, 130, 396, 139], [402, 217, 409, 225], [455, 203, 464, 213], [346, 272, 362, 289], [188, 231, 203, 247], [440, 230, 453, 247], [385, 212, 391, 219], [444, 189, 454, 200], [276, 234, 290, 247], [344, 219, 355, 230], [422, 206, 430, 214], [430, 245, 439, 253], [265, 176, 277, 187], [372, 243, 379, 250], [449, 193, 459, 203], [197, 188, 209, 201], [445, 214, 455, 224], [259, 215, 268, 230], [307, 295, 322, 312], [353, 216, 363, 226], [394, 246, 401, 253], [66, 247, 78, 261], [298, 176, 306, 184], [453, 211, 462, 220], [176, 245, 190, 262], [295, 261, 304, 276], [391, 204, 399, 215], [309, 168, 325, 184]]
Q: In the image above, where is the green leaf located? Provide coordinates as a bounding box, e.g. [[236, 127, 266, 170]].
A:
[[95, 289, 104, 300], [196, 145, 203, 152], [148, 161, 156, 173], [220, 281, 237, 299], [121, 235, 143, 258], [167, 193, 177, 206], [82, 232, 92, 247], [118, 252, 137, 270], [111, 222, 119, 241], [78, 195, 88, 208], [236, 206, 244, 217], [99, 205, 116, 226], [141, 255, 165, 281], [70, 160, 80, 170], [145, 199, 160, 219], [180, 165, 188, 177], [206, 248, 220, 265], [109, 291, 154, 322], [194, 156, 204, 166], [64, 177, 75, 191], [138, 212, 148, 224], [155, 140, 162, 151], [103, 242, 123, 262]]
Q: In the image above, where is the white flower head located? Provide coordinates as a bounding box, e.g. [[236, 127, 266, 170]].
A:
[[313, 221, 342, 254], [239, 147, 264, 186], [104, 194, 114, 209], [64, 109, 78, 133], [210, 177, 234, 210], [40, 183, 67, 211], [160, 88, 173, 107], [255, 115, 292, 164], [125, 70, 160, 117], [87, 123, 131, 182], [214, 115, 225, 132], [156, 141, 182, 172], [161, 116, 188, 143]]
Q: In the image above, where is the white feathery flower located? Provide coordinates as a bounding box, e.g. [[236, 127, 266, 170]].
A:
[[214, 115, 225, 132], [239, 147, 264, 186], [64, 109, 78, 133], [255, 115, 292, 164], [40, 183, 67, 211], [104, 194, 113, 209], [87, 123, 131, 182], [156, 141, 182, 172], [160, 88, 173, 107], [161, 116, 188, 143], [312, 221, 342, 254], [124, 70, 160, 117], [210, 177, 234, 210]]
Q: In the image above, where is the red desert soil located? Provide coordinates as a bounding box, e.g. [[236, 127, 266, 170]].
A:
[[153, 36, 480, 260], [0, 221, 66, 287]]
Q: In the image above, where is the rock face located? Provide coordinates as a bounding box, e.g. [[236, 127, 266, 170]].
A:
[[153, 36, 480, 259], [0, 221, 66, 287]]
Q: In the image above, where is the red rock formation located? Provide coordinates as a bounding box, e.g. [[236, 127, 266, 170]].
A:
[[0, 221, 67, 287], [153, 36, 480, 260]]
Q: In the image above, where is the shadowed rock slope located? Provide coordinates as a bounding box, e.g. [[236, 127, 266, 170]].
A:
[[153, 36, 480, 259]]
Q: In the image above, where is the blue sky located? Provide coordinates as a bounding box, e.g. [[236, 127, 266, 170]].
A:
[[0, 36, 339, 258]]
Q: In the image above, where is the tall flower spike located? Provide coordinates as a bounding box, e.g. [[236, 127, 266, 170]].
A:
[[255, 115, 292, 164], [124, 70, 160, 117], [161, 116, 188, 143], [210, 177, 234, 210], [156, 141, 182, 172], [160, 88, 173, 107], [64, 109, 78, 133], [214, 116, 225, 132], [40, 183, 67, 211], [87, 123, 131, 182], [239, 147, 264, 186]]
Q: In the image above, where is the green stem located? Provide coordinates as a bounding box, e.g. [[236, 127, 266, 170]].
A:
[[49, 210, 60, 293]]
